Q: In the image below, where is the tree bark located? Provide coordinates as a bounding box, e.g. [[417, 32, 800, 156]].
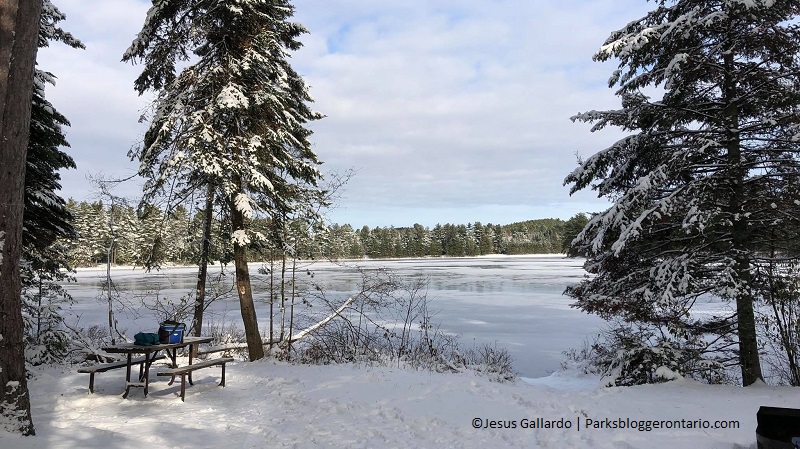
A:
[[268, 254, 274, 348], [723, 50, 763, 386], [230, 191, 264, 361], [192, 185, 214, 339], [106, 206, 115, 344], [286, 257, 296, 360], [280, 252, 286, 340], [0, 0, 44, 436]]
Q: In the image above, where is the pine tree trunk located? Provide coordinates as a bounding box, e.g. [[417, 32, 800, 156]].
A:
[[286, 257, 296, 360], [192, 185, 214, 340], [734, 259, 762, 385], [230, 192, 264, 361], [269, 254, 274, 347], [280, 252, 286, 341], [0, 0, 44, 436], [106, 233, 115, 344], [724, 50, 763, 386]]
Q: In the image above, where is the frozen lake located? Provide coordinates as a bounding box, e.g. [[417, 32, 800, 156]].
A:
[[61, 255, 605, 377]]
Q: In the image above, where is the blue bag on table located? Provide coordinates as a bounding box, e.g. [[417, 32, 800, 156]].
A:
[[158, 321, 186, 344]]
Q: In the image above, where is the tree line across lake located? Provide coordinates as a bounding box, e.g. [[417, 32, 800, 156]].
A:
[[64, 199, 590, 267]]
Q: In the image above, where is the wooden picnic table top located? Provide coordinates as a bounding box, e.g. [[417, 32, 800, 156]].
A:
[[102, 336, 213, 354]]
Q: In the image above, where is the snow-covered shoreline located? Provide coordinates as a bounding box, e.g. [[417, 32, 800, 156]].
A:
[[67, 253, 571, 273], [1, 361, 794, 448]]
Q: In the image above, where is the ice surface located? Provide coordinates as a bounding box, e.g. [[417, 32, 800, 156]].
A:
[[63, 256, 602, 377], [61, 256, 736, 377]]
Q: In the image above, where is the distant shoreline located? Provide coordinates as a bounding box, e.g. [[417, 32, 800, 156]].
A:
[[70, 253, 573, 272]]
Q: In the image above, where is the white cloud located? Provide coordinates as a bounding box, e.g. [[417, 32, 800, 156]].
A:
[[38, 0, 151, 200], [291, 0, 651, 225], [39, 0, 652, 225]]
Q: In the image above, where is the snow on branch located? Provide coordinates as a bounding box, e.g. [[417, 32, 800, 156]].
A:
[[216, 83, 250, 110], [729, 0, 775, 9], [234, 193, 255, 219]]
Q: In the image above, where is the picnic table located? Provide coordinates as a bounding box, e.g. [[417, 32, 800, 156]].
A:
[[101, 336, 213, 399]]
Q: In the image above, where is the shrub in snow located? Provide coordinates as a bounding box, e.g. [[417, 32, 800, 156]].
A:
[[67, 325, 117, 363], [290, 270, 516, 382], [22, 278, 73, 366], [298, 325, 515, 382], [204, 320, 249, 359], [457, 343, 516, 383], [561, 335, 607, 376], [564, 323, 725, 387], [601, 339, 687, 387], [755, 261, 800, 386]]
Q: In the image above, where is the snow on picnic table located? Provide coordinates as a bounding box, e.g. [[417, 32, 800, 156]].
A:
[[1, 361, 796, 448]]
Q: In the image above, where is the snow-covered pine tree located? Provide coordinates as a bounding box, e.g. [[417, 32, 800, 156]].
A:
[[124, 0, 323, 361], [22, 0, 83, 366], [65, 200, 109, 266], [561, 213, 589, 257], [566, 0, 800, 386]]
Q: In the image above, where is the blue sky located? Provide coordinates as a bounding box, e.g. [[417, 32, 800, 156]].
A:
[[38, 0, 653, 228]]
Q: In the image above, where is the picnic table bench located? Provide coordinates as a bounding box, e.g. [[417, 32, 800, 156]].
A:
[[80, 336, 225, 399], [157, 357, 233, 401], [78, 354, 167, 393]]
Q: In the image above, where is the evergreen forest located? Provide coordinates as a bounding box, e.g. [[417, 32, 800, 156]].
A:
[[63, 199, 586, 267]]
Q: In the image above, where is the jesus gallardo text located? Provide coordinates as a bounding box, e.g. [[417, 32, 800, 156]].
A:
[[470, 416, 740, 432]]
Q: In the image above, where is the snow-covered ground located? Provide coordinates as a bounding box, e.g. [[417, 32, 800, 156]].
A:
[[1, 360, 795, 448]]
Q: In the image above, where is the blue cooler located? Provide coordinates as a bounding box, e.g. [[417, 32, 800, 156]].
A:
[[159, 322, 186, 344]]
